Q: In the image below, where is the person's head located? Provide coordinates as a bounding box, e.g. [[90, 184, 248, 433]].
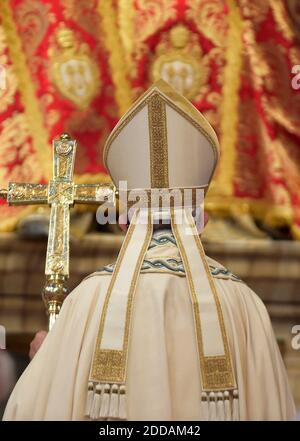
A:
[[104, 80, 219, 236]]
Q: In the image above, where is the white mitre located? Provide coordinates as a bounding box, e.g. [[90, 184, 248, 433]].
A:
[[104, 79, 219, 196], [86, 80, 238, 421]]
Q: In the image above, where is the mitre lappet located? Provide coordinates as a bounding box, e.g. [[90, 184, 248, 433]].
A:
[[85, 80, 239, 421]]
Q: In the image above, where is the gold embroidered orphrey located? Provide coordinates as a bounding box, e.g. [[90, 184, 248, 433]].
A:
[[49, 27, 100, 109], [148, 93, 169, 188], [91, 213, 153, 384], [171, 210, 235, 391], [0, 133, 114, 329], [150, 25, 205, 100]]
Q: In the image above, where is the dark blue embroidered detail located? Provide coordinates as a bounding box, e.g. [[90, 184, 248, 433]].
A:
[[209, 267, 242, 282], [142, 258, 185, 274], [99, 263, 114, 273], [96, 260, 242, 281], [148, 234, 177, 249], [95, 231, 242, 281]]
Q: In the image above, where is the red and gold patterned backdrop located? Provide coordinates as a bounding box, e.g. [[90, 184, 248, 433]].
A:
[[0, 0, 300, 238], [0, 0, 130, 230]]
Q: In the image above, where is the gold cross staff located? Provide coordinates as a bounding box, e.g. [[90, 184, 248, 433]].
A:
[[0, 133, 115, 329]]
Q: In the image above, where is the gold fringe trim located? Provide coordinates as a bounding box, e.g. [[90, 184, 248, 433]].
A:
[[201, 390, 239, 421], [212, 0, 243, 196], [97, 0, 133, 116], [0, 0, 52, 179], [86, 382, 126, 420]]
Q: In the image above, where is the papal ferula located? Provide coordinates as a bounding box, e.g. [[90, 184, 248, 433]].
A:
[[3, 81, 296, 421]]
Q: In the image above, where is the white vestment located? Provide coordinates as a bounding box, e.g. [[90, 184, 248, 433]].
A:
[[3, 231, 296, 420]]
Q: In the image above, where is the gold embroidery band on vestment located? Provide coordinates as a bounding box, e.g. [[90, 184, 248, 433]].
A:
[[90, 209, 153, 383], [148, 93, 169, 188], [171, 208, 236, 391]]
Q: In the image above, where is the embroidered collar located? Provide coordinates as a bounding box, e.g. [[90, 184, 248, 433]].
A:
[[91, 230, 242, 282]]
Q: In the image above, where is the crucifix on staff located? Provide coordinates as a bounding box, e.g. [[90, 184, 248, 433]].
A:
[[0, 133, 115, 329]]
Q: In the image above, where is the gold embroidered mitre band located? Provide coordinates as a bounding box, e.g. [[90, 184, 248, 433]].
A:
[[103, 79, 219, 195], [87, 80, 239, 421]]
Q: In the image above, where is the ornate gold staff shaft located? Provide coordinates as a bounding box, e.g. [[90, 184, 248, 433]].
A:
[[0, 133, 115, 330]]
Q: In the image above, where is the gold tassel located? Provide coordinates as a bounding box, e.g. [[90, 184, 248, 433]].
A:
[[108, 384, 119, 419], [232, 389, 239, 420], [85, 382, 94, 417], [216, 392, 225, 421], [200, 392, 209, 420], [90, 384, 102, 420], [119, 385, 127, 420], [99, 384, 110, 418], [208, 392, 217, 421], [224, 391, 231, 421]]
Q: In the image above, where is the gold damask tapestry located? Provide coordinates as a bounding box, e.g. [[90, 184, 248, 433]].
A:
[[117, 0, 300, 239], [0, 0, 300, 238], [0, 0, 131, 230]]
